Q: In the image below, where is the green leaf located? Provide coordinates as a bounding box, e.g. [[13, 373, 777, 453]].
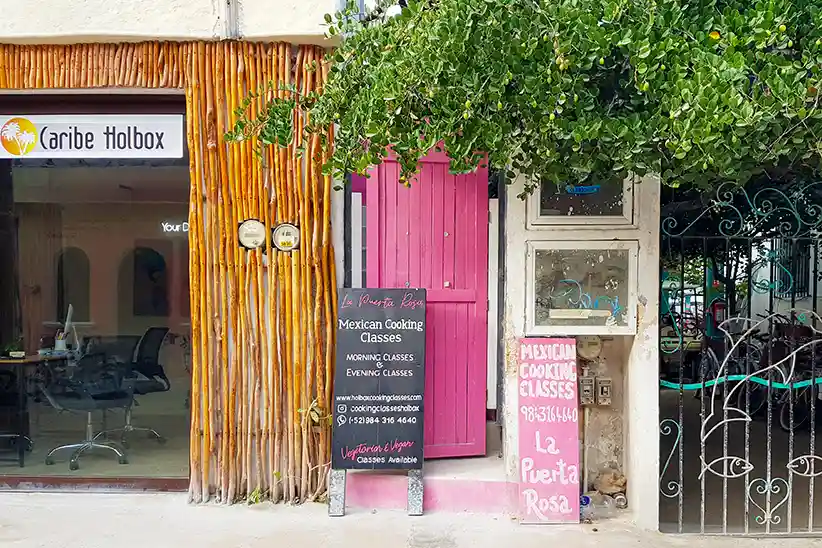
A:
[[618, 30, 633, 47]]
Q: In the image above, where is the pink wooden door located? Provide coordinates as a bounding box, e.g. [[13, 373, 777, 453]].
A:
[[366, 151, 489, 458]]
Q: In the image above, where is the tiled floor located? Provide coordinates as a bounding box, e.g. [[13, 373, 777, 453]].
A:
[[0, 382, 190, 478]]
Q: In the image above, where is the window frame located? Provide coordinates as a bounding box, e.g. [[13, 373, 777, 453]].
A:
[[527, 176, 637, 228], [526, 240, 639, 336], [55, 246, 91, 323], [130, 244, 171, 318], [775, 238, 812, 301]]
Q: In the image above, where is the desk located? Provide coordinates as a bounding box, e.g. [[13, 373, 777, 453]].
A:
[[0, 354, 70, 467]]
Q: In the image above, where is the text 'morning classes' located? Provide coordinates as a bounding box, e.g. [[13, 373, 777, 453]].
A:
[[346, 353, 416, 362]]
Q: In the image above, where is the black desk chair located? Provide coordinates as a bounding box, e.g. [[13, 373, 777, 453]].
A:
[[0, 370, 32, 453], [98, 327, 170, 446], [83, 336, 141, 368], [41, 352, 131, 471]]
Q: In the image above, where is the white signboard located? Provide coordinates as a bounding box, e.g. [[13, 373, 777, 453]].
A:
[[0, 115, 184, 159]]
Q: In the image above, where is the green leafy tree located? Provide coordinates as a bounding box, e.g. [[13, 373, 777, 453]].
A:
[[227, 0, 822, 193]]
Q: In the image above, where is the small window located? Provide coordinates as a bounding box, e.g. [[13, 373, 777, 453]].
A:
[[56, 247, 90, 322], [776, 239, 811, 300], [527, 241, 638, 335], [528, 175, 635, 226], [131, 247, 169, 317]]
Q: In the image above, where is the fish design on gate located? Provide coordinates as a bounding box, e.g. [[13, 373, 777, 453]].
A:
[[691, 309, 822, 525]]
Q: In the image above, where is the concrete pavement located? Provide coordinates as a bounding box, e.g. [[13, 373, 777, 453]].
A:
[[1, 492, 822, 548]]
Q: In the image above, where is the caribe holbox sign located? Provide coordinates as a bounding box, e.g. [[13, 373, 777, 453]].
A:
[[0, 115, 184, 159]]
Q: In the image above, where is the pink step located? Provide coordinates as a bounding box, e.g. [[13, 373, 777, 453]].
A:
[[345, 472, 517, 514]]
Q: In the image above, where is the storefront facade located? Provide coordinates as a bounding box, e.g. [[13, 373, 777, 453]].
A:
[[0, 1, 342, 503], [1, 0, 666, 532]]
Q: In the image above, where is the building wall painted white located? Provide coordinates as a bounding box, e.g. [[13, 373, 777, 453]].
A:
[[749, 241, 822, 323], [502, 175, 661, 529], [240, 0, 334, 43], [0, 0, 334, 44]]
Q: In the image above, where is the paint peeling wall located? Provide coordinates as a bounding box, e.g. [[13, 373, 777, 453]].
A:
[[503, 175, 661, 529], [581, 338, 627, 485]]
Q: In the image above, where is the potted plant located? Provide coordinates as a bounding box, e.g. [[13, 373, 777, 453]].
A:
[[4, 338, 25, 359]]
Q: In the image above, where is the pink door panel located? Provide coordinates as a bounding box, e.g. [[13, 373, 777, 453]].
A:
[[366, 152, 488, 458]]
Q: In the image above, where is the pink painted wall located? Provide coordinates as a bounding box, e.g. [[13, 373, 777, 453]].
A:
[[345, 472, 518, 513], [351, 174, 367, 195]]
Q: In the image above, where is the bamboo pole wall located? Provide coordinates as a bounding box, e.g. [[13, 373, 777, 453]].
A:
[[0, 42, 336, 503]]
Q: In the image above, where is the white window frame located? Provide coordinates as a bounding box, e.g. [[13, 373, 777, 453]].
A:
[[526, 240, 639, 336], [527, 176, 637, 227]]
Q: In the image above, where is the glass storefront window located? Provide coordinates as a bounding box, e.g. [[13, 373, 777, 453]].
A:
[[0, 157, 190, 479]]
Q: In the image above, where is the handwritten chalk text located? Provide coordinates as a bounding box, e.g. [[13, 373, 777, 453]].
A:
[[340, 439, 416, 462], [522, 489, 573, 520], [340, 292, 426, 311], [520, 341, 575, 362], [520, 457, 579, 486], [520, 405, 578, 424], [517, 338, 580, 523], [519, 361, 577, 382], [519, 379, 576, 399]]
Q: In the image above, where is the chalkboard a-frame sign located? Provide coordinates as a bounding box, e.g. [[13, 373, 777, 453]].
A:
[[331, 288, 426, 471]]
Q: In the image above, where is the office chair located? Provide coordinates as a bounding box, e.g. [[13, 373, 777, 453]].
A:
[[41, 352, 131, 471], [0, 370, 32, 453], [98, 327, 170, 447], [83, 335, 141, 367]]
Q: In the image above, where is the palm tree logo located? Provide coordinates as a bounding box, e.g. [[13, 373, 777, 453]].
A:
[[1, 118, 38, 156]]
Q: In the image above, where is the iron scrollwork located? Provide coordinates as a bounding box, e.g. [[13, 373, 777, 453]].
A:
[[663, 181, 822, 239]]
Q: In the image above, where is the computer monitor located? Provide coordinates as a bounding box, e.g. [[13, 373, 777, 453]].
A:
[[63, 303, 80, 351]]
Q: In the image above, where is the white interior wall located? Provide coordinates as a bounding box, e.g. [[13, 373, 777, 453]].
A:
[[749, 241, 822, 321], [332, 186, 345, 290], [503, 174, 660, 529], [350, 192, 364, 288], [487, 199, 499, 409]]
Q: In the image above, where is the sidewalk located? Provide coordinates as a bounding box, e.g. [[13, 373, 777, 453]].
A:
[[1, 492, 821, 548]]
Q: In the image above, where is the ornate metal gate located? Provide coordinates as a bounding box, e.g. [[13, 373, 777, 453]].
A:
[[659, 181, 822, 535]]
